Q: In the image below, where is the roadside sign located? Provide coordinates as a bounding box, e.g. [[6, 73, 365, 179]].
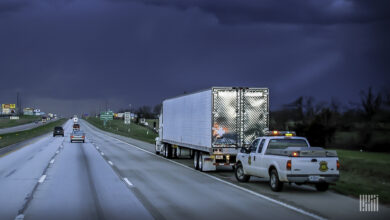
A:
[[100, 111, 114, 121], [124, 112, 131, 124]]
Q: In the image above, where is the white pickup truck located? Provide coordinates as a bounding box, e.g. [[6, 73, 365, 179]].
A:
[[235, 131, 339, 192]]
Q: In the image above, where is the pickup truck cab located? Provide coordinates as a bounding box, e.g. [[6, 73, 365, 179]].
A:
[[235, 131, 339, 192]]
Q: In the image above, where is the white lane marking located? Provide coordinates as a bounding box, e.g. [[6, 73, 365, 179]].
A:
[[108, 135, 325, 220], [14, 214, 24, 220], [96, 146, 99, 150], [55, 151, 59, 154], [50, 159, 55, 164], [38, 175, 47, 183], [100, 152, 105, 156], [123, 178, 133, 187], [108, 161, 114, 166]]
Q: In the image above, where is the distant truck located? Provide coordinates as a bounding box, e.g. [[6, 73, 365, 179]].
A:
[[235, 131, 339, 192], [73, 116, 78, 123], [42, 116, 47, 123], [155, 87, 269, 171]]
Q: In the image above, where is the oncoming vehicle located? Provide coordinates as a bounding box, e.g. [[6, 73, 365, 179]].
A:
[[70, 130, 85, 143], [235, 131, 339, 192], [53, 126, 64, 137]]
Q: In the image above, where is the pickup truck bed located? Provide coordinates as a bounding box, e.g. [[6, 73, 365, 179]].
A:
[[235, 135, 340, 192]]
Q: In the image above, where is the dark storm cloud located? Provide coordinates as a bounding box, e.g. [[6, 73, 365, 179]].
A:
[[109, 0, 390, 24], [0, 0, 28, 15], [0, 0, 388, 116]]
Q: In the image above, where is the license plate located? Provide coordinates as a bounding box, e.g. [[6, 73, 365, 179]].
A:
[[216, 155, 223, 160], [309, 176, 320, 181]]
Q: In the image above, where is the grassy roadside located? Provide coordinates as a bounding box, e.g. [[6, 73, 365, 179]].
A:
[[331, 149, 390, 204], [0, 118, 67, 149], [84, 117, 157, 144], [0, 115, 41, 129]]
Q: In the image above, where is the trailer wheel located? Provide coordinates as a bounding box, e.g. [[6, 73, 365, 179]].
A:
[[193, 151, 199, 170], [167, 145, 173, 159], [199, 152, 203, 171], [155, 144, 160, 155], [175, 147, 180, 158], [269, 169, 283, 192], [235, 162, 250, 182]]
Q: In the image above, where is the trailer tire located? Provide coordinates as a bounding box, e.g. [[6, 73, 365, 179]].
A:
[[155, 144, 160, 155], [235, 162, 250, 182], [164, 145, 168, 157], [167, 145, 172, 159], [269, 169, 283, 192], [193, 151, 199, 170], [199, 152, 203, 171], [315, 183, 329, 192]]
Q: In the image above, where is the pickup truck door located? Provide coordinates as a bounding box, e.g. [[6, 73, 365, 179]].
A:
[[253, 139, 267, 177], [245, 139, 260, 175]]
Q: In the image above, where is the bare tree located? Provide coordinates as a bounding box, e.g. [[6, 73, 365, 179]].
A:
[[361, 87, 382, 120]]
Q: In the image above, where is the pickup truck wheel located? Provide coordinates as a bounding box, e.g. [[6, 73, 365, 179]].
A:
[[235, 163, 250, 182], [269, 169, 283, 192], [315, 183, 329, 192], [193, 151, 199, 170]]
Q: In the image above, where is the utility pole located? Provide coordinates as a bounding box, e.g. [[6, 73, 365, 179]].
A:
[[16, 92, 21, 115]]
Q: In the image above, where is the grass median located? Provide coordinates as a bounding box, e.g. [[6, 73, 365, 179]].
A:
[[0, 118, 67, 149], [85, 117, 157, 144], [331, 149, 390, 204], [0, 115, 41, 129]]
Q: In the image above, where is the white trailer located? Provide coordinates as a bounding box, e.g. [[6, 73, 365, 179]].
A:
[[155, 87, 269, 171]]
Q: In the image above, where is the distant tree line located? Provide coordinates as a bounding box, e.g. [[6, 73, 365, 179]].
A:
[[271, 87, 390, 152]]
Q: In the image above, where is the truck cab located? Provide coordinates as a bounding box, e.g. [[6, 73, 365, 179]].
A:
[[235, 131, 339, 192]]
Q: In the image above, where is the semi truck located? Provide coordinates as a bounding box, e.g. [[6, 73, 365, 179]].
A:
[[155, 87, 269, 171]]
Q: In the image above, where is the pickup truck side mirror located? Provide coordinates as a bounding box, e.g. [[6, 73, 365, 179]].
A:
[[240, 147, 250, 154]]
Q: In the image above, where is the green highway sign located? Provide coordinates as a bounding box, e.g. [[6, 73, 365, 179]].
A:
[[100, 111, 114, 121]]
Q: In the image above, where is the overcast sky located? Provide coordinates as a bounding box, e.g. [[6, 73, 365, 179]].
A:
[[0, 0, 389, 116]]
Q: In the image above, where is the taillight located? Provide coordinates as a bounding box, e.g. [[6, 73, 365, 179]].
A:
[[71, 136, 74, 138], [292, 151, 299, 157], [337, 160, 340, 170], [82, 136, 85, 139], [286, 160, 292, 170]]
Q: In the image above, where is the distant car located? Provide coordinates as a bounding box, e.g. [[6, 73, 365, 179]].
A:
[[73, 123, 80, 131], [70, 130, 85, 143], [53, 126, 64, 137]]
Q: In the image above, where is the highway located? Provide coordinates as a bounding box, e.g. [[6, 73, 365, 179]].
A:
[[0, 119, 389, 220], [0, 119, 57, 135]]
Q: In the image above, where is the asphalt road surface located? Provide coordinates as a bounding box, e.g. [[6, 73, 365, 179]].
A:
[[1, 119, 389, 220], [81, 119, 390, 220], [0, 120, 151, 220], [0, 119, 57, 135]]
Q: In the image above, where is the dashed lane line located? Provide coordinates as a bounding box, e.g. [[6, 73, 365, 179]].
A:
[[38, 175, 46, 183]]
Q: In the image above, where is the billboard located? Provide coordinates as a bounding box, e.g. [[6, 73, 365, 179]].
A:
[[2, 104, 16, 109], [2, 104, 16, 114]]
